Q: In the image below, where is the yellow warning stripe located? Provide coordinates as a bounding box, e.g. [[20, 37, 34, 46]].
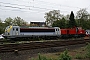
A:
[[7, 26, 12, 33]]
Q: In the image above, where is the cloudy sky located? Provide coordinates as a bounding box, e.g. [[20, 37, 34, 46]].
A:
[[0, 0, 90, 23]]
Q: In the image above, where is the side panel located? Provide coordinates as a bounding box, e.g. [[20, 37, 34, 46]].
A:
[[61, 29, 67, 35], [69, 29, 76, 34], [78, 29, 85, 34], [20, 32, 55, 36], [20, 28, 56, 36]]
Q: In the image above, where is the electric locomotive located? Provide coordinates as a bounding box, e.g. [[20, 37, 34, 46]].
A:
[[3, 25, 61, 40]]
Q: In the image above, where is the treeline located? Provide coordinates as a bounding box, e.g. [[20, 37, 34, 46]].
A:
[[45, 8, 90, 29], [52, 16, 90, 29]]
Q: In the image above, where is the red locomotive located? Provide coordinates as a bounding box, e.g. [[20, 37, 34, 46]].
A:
[[61, 27, 86, 38]]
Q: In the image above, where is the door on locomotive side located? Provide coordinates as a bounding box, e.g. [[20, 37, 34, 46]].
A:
[[12, 26, 20, 35], [55, 27, 61, 36]]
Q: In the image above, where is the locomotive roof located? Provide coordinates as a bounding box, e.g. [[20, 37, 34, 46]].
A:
[[20, 27, 60, 29], [7, 25, 59, 28]]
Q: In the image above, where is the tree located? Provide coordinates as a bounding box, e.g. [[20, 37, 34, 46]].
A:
[[4, 17, 13, 26], [69, 11, 76, 28], [76, 8, 89, 27], [0, 19, 5, 34], [64, 14, 70, 20], [76, 8, 89, 20], [13, 16, 27, 26], [44, 10, 62, 26], [0, 18, 3, 23], [52, 18, 67, 28]]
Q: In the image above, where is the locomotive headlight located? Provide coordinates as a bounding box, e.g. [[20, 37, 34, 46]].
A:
[[16, 31, 19, 35], [80, 32, 82, 33], [5, 29, 7, 32], [5, 30, 6, 32], [16, 32, 18, 35]]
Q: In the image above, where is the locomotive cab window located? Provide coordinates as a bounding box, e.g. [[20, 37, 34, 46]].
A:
[[16, 28, 18, 31], [58, 29, 59, 31], [13, 28, 14, 31], [56, 29, 59, 31], [56, 29, 57, 31]]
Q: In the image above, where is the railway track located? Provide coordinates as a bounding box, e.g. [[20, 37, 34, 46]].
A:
[[0, 39, 90, 53]]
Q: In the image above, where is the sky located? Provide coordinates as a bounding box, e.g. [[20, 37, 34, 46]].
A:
[[0, 0, 90, 23]]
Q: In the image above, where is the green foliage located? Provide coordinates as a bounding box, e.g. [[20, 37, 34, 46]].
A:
[[69, 11, 76, 28], [75, 43, 90, 59], [4, 17, 13, 26], [45, 9, 90, 29], [13, 16, 27, 26], [85, 43, 90, 58], [0, 19, 6, 34], [0, 24, 5, 34], [31, 58, 35, 60], [37, 53, 52, 60], [52, 18, 68, 28], [75, 53, 83, 59], [4, 16, 28, 26], [52, 11, 77, 28], [58, 49, 71, 60], [76, 8, 89, 20], [44, 10, 62, 26], [32, 43, 90, 60], [31, 49, 72, 60]]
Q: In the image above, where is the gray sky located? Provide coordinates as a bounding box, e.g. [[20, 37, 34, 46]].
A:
[[0, 0, 90, 23]]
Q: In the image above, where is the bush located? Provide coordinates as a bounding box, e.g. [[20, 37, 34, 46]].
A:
[[37, 53, 53, 60], [58, 49, 71, 60], [75, 53, 83, 59], [32, 49, 72, 60], [85, 42, 90, 58]]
